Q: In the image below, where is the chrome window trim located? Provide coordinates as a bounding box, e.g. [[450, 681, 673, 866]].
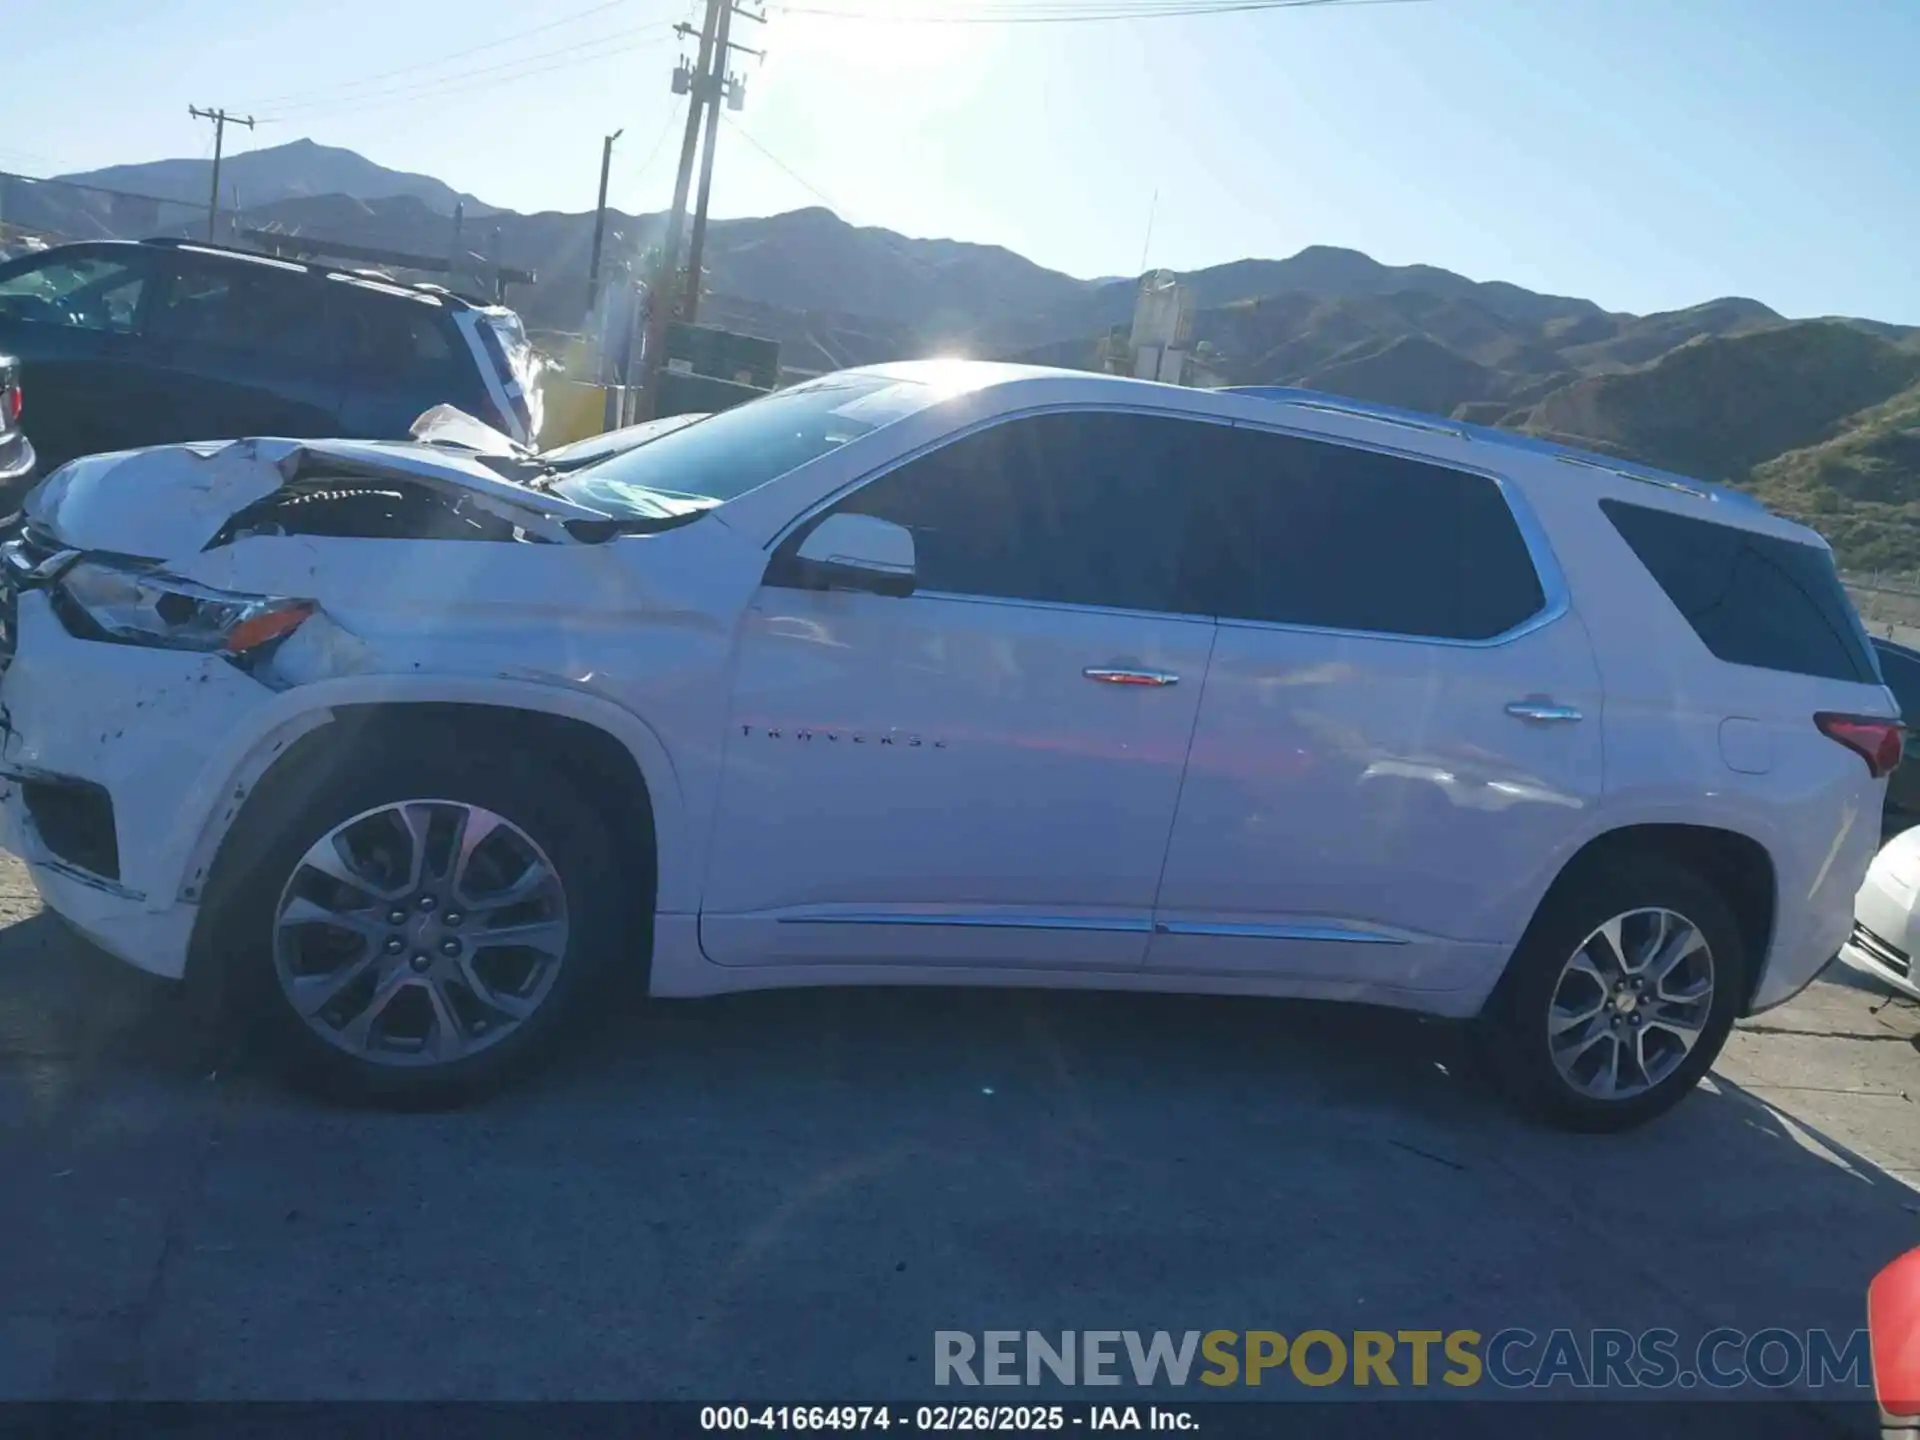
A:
[[765, 400, 1232, 556], [763, 399, 1570, 650], [1152, 919, 1409, 945], [1222, 415, 1571, 651], [902, 589, 1211, 626], [775, 910, 1154, 934]]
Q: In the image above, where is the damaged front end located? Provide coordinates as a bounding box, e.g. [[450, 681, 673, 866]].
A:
[[23, 427, 624, 557], [0, 427, 622, 691], [0, 417, 732, 981]]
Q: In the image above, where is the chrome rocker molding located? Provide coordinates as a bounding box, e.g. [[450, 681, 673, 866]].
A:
[[772, 912, 1408, 944]]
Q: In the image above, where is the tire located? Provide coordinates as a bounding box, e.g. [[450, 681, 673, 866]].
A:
[[1472, 857, 1747, 1133], [203, 732, 636, 1108]]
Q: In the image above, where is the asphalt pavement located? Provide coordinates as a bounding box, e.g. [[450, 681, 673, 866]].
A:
[[1, 851, 1917, 1424]]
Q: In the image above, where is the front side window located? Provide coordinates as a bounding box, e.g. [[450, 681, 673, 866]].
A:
[[818, 409, 1207, 614], [0, 253, 149, 333], [1186, 427, 1546, 641]]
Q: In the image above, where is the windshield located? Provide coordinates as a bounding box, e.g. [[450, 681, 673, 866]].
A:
[[549, 372, 933, 515], [540, 412, 706, 470]]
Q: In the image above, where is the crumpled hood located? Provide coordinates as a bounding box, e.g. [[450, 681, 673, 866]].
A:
[[25, 435, 617, 558]]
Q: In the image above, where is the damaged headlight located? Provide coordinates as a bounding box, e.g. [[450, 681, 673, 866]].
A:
[[56, 557, 314, 654]]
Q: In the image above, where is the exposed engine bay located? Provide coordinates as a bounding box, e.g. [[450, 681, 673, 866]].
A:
[[207, 475, 529, 547]]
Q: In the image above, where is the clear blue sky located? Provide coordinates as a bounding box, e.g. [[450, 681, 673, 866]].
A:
[[5, 0, 1915, 322]]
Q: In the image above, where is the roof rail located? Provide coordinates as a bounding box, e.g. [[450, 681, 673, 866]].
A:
[[1220, 383, 1769, 515], [1220, 386, 1469, 440]]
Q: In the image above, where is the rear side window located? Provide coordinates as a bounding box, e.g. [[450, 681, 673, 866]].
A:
[[1184, 427, 1546, 640], [150, 259, 329, 361], [1601, 499, 1876, 684]]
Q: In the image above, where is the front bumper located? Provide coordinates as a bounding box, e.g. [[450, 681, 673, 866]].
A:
[[0, 588, 280, 979]]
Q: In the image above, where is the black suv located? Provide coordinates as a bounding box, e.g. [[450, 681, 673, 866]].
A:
[[0, 239, 541, 478]]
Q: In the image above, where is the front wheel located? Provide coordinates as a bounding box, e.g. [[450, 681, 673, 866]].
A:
[[1473, 859, 1746, 1133], [208, 739, 633, 1107]]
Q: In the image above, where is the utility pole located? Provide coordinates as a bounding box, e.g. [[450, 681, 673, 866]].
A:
[[586, 128, 624, 314], [686, 0, 762, 326], [188, 106, 254, 242], [638, 0, 763, 416], [639, 0, 723, 419]]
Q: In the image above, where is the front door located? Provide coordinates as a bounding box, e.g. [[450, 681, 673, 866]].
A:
[[698, 408, 1222, 972], [1148, 422, 1604, 992]]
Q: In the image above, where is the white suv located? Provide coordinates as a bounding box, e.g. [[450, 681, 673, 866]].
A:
[[0, 362, 1899, 1129]]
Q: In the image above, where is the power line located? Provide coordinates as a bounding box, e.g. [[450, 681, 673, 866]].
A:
[[720, 111, 845, 216], [771, 0, 1424, 20], [616, 97, 690, 196], [257, 32, 678, 123], [259, 26, 677, 120], [244, 0, 642, 107]]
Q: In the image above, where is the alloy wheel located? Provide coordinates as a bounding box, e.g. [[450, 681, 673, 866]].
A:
[[1545, 907, 1716, 1101], [271, 800, 570, 1066]]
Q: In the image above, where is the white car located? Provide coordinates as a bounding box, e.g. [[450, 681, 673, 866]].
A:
[[1841, 830, 1920, 1001], [0, 363, 1901, 1129]]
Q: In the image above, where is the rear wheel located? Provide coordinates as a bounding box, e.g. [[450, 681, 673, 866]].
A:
[[1474, 859, 1746, 1132], [207, 738, 632, 1107]]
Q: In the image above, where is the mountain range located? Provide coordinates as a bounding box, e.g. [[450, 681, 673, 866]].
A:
[[31, 140, 1920, 572]]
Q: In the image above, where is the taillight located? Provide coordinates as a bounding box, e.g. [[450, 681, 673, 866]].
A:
[[1816, 712, 1905, 778], [3, 386, 19, 424]]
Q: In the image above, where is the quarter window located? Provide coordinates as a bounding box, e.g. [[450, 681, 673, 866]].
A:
[[823, 410, 1207, 614], [1601, 498, 1876, 684], [1185, 427, 1546, 640]]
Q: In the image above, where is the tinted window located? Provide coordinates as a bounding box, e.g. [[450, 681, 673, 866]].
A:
[[333, 286, 458, 381], [150, 259, 329, 361], [0, 252, 147, 333], [1601, 499, 1876, 684], [1875, 646, 1920, 720], [1187, 427, 1545, 640], [822, 410, 1202, 613]]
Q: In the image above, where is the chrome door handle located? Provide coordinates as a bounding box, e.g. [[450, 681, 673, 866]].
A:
[[1084, 667, 1179, 687], [1506, 700, 1583, 723]]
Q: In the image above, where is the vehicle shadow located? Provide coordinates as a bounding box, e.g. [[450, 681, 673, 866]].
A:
[[0, 909, 1912, 1426]]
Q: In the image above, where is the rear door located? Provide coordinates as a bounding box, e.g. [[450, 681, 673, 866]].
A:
[[0, 244, 157, 466], [1147, 423, 1604, 990], [138, 249, 346, 444]]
